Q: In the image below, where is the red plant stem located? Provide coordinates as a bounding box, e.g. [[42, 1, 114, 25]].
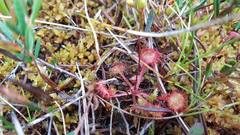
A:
[[118, 72, 136, 103], [119, 71, 138, 103], [111, 93, 130, 98], [153, 64, 167, 94], [135, 66, 146, 90], [119, 72, 133, 88], [129, 65, 147, 104], [157, 95, 168, 101], [153, 65, 190, 133]]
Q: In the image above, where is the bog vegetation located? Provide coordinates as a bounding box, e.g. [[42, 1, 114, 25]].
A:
[[0, 0, 239, 134]]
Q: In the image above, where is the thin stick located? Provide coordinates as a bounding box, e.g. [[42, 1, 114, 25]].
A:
[[116, 98, 130, 135], [140, 120, 155, 135], [84, 0, 100, 59], [99, 96, 185, 120], [1, 13, 238, 38], [0, 15, 126, 38], [96, 47, 116, 73], [90, 103, 96, 132], [76, 63, 90, 135], [120, 73, 133, 87], [74, 98, 82, 135], [106, 28, 133, 54], [54, 101, 66, 135], [11, 111, 24, 135], [37, 58, 78, 79], [53, 121, 60, 135], [24, 94, 86, 129], [74, 100, 92, 135], [0, 62, 21, 86], [154, 65, 167, 94], [0, 102, 3, 135], [126, 14, 240, 37], [47, 116, 53, 135], [109, 100, 114, 135], [0, 96, 28, 122]]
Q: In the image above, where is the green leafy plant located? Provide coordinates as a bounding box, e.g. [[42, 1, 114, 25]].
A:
[[214, 0, 220, 17], [189, 122, 204, 135], [0, 0, 42, 62], [0, 0, 10, 15], [235, 22, 240, 30], [0, 116, 14, 130]]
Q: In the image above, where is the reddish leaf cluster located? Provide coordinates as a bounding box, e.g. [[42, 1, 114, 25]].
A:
[[95, 81, 115, 100], [158, 91, 188, 112], [93, 48, 188, 116], [140, 48, 161, 66]]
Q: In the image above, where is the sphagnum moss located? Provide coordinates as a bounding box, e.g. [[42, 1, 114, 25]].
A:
[[0, 55, 16, 77], [0, 0, 239, 134]]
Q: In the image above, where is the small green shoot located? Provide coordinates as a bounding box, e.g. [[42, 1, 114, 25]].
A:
[[0, 0, 42, 62], [189, 122, 204, 135], [214, 0, 220, 17], [0, 116, 14, 130], [0, 0, 10, 15], [13, 0, 27, 35], [30, 0, 42, 23]]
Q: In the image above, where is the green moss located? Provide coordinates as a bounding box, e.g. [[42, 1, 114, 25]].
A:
[[0, 55, 17, 77]]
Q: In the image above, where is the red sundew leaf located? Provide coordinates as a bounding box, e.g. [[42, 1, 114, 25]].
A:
[[129, 74, 142, 84], [109, 62, 126, 75], [166, 91, 188, 112], [95, 81, 114, 100], [140, 48, 161, 65]]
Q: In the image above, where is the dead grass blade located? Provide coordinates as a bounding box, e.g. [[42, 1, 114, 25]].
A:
[[10, 79, 53, 103], [10, 111, 24, 135], [0, 86, 30, 105]]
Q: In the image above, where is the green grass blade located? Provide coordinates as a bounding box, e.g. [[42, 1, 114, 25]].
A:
[[6, 22, 21, 35], [176, 0, 185, 10], [5, 0, 13, 10], [66, 132, 74, 135], [220, 59, 237, 75], [145, 10, 154, 32], [0, 0, 9, 15], [15, 53, 32, 62], [34, 38, 41, 58], [0, 116, 14, 130], [189, 122, 204, 135], [0, 21, 14, 41], [13, 0, 27, 35], [30, 0, 42, 23], [205, 63, 213, 78], [214, 0, 220, 17], [27, 0, 33, 6], [235, 22, 240, 30], [193, 0, 207, 11], [25, 26, 34, 53]]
